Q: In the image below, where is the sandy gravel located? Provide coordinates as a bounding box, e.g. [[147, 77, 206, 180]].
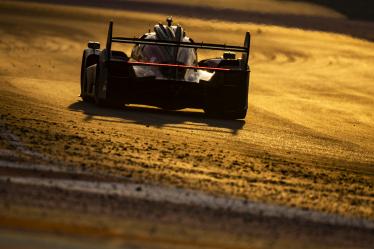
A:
[[0, 1, 374, 248]]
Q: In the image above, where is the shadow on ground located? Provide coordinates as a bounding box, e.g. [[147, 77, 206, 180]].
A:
[[68, 101, 245, 135], [284, 0, 374, 22]]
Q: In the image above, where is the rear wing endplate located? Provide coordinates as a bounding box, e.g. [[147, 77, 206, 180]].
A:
[[106, 21, 250, 70]]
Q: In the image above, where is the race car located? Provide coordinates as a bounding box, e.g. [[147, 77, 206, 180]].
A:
[[80, 18, 251, 119]]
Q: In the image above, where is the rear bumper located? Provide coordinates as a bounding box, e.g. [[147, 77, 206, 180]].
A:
[[104, 59, 250, 111]]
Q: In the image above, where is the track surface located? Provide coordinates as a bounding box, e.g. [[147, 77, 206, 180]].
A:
[[0, 1, 374, 248]]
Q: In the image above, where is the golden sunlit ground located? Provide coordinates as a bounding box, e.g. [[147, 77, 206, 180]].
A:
[[140, 0, 344, 17], [0, 1, 373, 249]]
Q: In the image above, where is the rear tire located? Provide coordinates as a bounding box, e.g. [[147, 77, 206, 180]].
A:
[[94, 69, 123, 108], [204, 107, 247, 120], [223, 109, 248, 120], [81, 71, 91, 102], [203, 86, 247, 120]]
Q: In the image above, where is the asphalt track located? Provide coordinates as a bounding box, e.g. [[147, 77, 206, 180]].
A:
[[0, 1, 374, 248]]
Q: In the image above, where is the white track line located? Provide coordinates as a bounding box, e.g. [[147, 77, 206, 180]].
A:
[[0, 159, 83, 174], [0, 127, 49, 161], [1, 161, 373, 230]]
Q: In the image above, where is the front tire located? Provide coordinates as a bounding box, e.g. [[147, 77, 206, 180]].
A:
[[80, 50, 96, 102], [80, 50, 89, 101]]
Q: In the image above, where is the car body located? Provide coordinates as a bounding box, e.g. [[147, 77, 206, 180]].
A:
[[80, 20, 251, 119]]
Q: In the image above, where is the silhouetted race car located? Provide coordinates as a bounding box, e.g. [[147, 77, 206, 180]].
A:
[[80, 18, 251, 119]]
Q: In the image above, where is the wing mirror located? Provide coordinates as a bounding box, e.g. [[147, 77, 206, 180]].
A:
[[88, 41, 100, 50]]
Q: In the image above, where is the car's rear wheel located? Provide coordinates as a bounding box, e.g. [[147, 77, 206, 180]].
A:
[[94, 90, 124, 108], [203, 85, 248, 120], [204, 106, 247, 120], [94, 66, 123, 108]]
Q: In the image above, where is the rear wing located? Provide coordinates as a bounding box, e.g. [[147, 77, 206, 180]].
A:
[[106, 21, 250, 71]]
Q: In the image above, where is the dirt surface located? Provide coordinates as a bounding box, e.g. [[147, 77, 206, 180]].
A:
[[0, 1, 374, 248]]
